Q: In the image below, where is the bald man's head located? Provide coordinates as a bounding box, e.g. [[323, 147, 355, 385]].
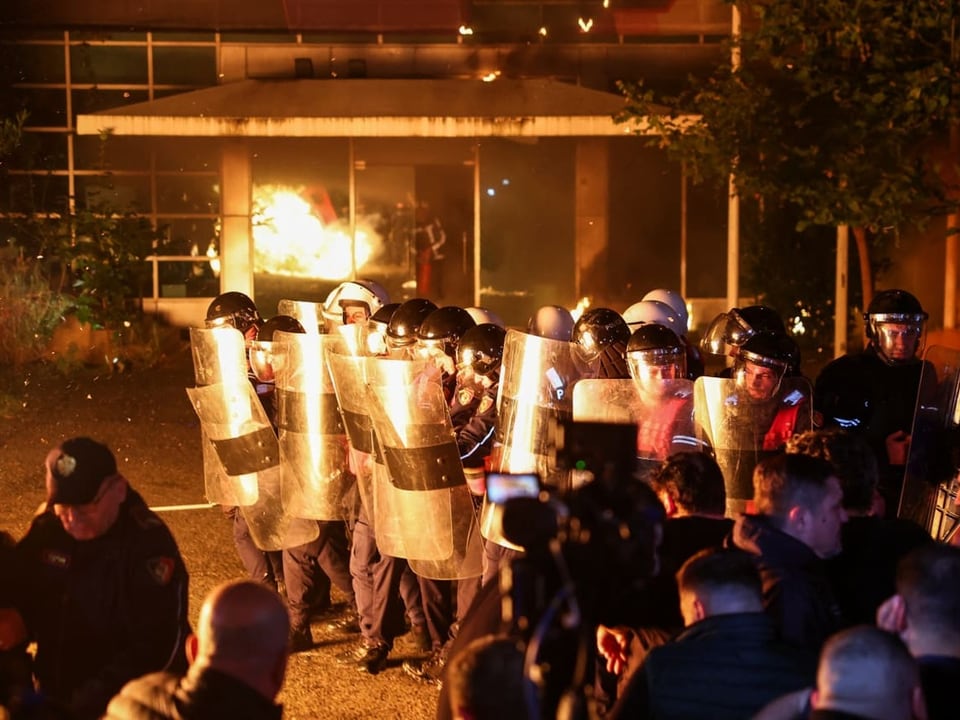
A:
[[191, 580, 290, 700], [813, 626, 921, 720]]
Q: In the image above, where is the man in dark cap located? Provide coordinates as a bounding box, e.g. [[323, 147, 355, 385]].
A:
[[0, 437, 192, 720]]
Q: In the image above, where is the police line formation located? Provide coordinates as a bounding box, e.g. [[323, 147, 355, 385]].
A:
[[188, 282, 952, 675]]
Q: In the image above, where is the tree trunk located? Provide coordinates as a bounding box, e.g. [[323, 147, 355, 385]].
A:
[[853, 225, 873, 311]]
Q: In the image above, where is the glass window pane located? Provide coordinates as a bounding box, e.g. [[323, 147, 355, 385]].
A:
[[220, 32, 297, 43], [479, 138, 576, 326], [0, 174, 69, 214], [71, 31, 146, 42], [152, 138, 219, 173], [14, 88, 68, 128], [10, 44, 66, 83], [74, 135, 150, 171], [153, 47, 217, 85], [152, 32, 215, 42], [16, 131, 68, 171], [72, 89, 149, 115], [162, 218, 218, 255], [156, 175, 220, 215], [156, 259, 220, 298], [74, 175, 151, 212], [70, 45, 147, 84]]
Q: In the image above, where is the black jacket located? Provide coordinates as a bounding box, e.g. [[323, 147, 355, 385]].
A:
[[610, 612, 815, 720], [826, 515, 931, 626], [11, 490, 191, 720], [104, 668, 283, 720], [727, 514, 843, 652]]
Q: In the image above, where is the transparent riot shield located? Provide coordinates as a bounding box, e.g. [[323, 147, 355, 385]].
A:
[[901, 346, 960, 541], [494, 329, 583, 485], [326, 346, 378, 525], [188, 326, 258, 506], [363, 356, 430, 556], [573, 378, 699, 477], [273, 331, 351, 520], [694, 376, 813, 517], [277, 299, 324, 334], [187, 327, 319, 551], [366, 368, 483, 579]]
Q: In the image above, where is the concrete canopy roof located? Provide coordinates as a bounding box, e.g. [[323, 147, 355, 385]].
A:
[[76, 78, 684, 138]]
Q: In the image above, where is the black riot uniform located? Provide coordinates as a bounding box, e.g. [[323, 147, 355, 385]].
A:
[[11, 489, 191, 719], [815, 290, 929, 514]]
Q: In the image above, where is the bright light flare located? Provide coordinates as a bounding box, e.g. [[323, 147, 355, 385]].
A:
[[578, 17, 594, 32], [252, 184, 379, 280], [571, 296, 591, 322]]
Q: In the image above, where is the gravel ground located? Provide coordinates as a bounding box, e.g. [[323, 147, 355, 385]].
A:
[[0, 341, 441, 720]]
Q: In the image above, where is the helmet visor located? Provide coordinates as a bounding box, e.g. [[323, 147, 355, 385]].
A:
[[627, 349, 686, 395], [733, 353, 788, 401], [872, 318, 925, 365], [248, 341, 277, 383]]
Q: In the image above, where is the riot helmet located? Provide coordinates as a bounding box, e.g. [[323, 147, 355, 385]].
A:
[[622, 299, 685, 337], [248, 314, 305, 383], [322, 279, 390, 328], [386, 298, 438, 349], [626, 323, 687, 392], [732, 331, 794, 401], [864, 289, 927, 366], [527, 305, 575, 341], [641, 288, 689, 335], [205, 291, 262, 338], [417, 306, 476, 374], [464, 306, 506, 329], [366, 302, 401, 356], [458, 323, 507, 378], [700, 304, 785, 357], [572, 307, 631, 379]]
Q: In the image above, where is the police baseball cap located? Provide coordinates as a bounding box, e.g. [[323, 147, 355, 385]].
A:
[[46, 437, 117, 505]]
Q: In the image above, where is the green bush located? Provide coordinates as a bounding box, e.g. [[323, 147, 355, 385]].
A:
[[0, 250, 71, 366]]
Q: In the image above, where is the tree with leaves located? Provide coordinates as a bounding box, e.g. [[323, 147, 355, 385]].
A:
[[619, 0, 960, 312]]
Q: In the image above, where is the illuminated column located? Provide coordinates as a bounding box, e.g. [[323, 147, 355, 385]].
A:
[[220, 139, 254, 297], [574, 138, 609, 300]]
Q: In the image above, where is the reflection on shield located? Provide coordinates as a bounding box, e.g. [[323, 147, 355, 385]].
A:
[[273, 332, 351, 520], [277, 299, 324, 335], [188, 326, 263, 506], [495, 330, 582, 484], [902, 346, 960, 541], [366, 366, 482, 579], [326, 349, 376, 522], [574, 378, 698, 477], [235, 465, 321, 551], [695, 376, 812, 517]]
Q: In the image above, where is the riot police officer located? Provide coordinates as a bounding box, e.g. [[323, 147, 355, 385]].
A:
[[815, 289, 929, 515], [700, 304, 788, 374], [203, 293, 283, 596], [571, 307, 631, 379], [321, 279, 390, 331]]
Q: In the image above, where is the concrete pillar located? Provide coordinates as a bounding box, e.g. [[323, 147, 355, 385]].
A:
[[220, 139, 253, 297], [574, 138, 609, 300]]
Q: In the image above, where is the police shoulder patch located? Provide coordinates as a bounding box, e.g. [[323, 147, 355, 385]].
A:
[[457, 387, 476, 406], [146, 556, 175, 585], [478, 394, 494, 415]]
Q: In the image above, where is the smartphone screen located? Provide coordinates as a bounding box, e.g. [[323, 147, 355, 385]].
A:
[[486, 472, 541, 504]]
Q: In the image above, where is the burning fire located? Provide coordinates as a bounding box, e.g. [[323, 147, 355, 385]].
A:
[[571, 296, 591, 322], [251, 184, 381, 280]]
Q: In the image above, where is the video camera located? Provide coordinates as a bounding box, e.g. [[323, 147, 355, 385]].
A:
[[492, 420, 664, 720]]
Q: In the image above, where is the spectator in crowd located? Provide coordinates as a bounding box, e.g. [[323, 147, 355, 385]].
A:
[[609, 548, 814, 720], [596, 452, 733, 694], [105, 579, 289, 720], [876, 543, 960, 720], [446, 635, 528, 720], [813, 626, 924, 720], [0, 437, 191, 720], [726, 453, 846, 651], [787, 429, 931, 625]]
